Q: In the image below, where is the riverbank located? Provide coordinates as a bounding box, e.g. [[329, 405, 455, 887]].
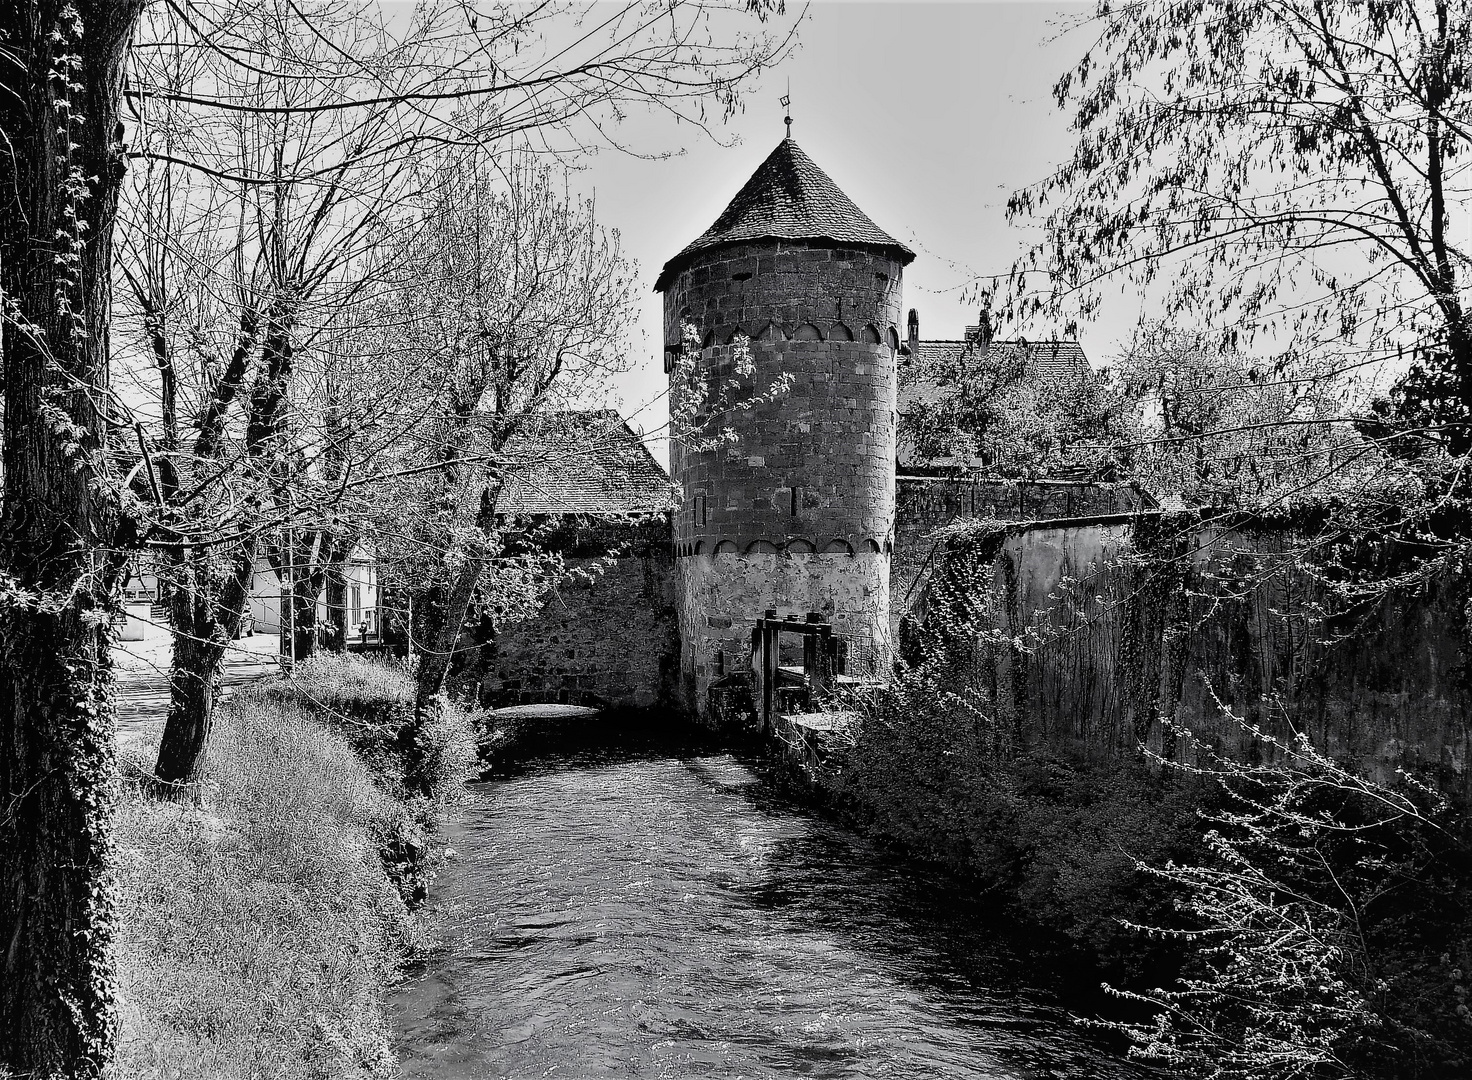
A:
[[110, 654, 478, 1079], [766, 679, 1472, 1078]]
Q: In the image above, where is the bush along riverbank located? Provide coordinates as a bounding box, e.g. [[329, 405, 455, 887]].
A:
[[110, 654, 480, 1079], [774, 667, 1472, 1079]]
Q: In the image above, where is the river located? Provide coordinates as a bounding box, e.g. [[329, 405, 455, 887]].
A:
[[391, 746, 1143, 1079]]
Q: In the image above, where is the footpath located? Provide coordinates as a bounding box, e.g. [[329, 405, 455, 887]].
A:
[[113, 622, 282, 751]]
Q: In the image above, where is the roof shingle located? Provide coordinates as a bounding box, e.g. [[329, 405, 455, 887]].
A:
[[900, 338, 1092, 413], [498, 410, 675, 517], [655, 138, 914, 291]]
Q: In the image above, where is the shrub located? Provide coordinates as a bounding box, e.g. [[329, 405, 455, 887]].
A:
[[110, 690, 429, 1080], [1109, 722, 1472, 1080], [274, 653, 481, 810], [827, 667, 1205, 984]]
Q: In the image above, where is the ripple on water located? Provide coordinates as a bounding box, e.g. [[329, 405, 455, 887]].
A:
[[391, 752, 1146, 1080]]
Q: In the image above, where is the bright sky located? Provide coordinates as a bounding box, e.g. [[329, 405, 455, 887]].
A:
[[558, 1, 1131, 455]]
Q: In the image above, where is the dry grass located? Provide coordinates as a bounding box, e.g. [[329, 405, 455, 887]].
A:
[[278, 653, 482, 810], [109, 686, 431, 1080], [286, 653, 417, 712]]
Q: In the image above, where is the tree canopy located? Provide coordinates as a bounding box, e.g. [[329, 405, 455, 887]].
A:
[[1010, 0, 1472, 457]]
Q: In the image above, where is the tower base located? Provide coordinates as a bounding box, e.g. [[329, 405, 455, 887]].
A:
[[675, 551, 891, 721]]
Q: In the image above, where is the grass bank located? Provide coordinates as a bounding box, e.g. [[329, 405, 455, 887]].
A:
[[110, 653, 478, 1079]]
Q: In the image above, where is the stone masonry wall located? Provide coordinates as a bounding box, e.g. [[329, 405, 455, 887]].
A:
[[480, 545, 679, 711], [664, 241, 903, 555], [677, 551, 890, 717], [904, 516, 1472, 788]]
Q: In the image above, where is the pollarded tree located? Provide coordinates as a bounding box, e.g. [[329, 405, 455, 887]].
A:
[[1009, 0, 1472, 471], [122, 0, 795, 789], [122, 0, 431, 790], [369, 152, 639, 727]]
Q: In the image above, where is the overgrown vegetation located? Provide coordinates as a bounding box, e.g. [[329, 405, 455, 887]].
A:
[[826, 668, 1206, 987], [817, 658, 1472, 1079], [110, 666, 439, 1079], [274, 655, 481, 808], [261, 654, 481, 903], [1108, 721, 1472, 1080]]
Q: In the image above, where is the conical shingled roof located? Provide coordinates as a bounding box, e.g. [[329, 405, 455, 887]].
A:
[[654, 137, 914, 292]]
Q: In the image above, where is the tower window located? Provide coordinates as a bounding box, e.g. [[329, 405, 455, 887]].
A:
[[790, 487, 801, 516], [693, 495, 707, 527]]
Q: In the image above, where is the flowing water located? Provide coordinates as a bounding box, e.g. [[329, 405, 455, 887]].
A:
[[392, 747, 1143, 1079]]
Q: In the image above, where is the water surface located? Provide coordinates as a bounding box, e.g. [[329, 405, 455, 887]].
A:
[[392, 749, 1142, 1079]]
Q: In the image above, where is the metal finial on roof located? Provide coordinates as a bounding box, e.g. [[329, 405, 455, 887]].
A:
[[780, 80, 791, 139]]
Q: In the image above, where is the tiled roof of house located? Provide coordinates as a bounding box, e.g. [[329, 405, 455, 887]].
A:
[[905, 338, 1091, 393], [655, 137, 914, 291], [499, 410, 675, 517], [897, 338, 1094, 471]]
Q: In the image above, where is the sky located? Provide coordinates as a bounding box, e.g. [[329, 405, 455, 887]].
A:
[[556, 1, 1119, 454]]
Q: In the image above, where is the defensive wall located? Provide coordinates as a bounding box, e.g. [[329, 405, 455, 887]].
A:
[[896, 512, 1471, 787], [472, 515, 680, 712], [891, 476, 1150, 644]]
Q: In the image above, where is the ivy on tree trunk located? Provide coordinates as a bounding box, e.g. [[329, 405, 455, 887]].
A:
[[0, 0, 145, 1073]]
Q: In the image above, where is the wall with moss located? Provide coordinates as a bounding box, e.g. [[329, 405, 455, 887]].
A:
[[900, 514, 1472, 785], [891, 477, 1147, 645]]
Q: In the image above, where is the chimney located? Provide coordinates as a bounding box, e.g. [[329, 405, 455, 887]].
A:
[[906, 308, 919, 357], [977, 292, 993, 356]]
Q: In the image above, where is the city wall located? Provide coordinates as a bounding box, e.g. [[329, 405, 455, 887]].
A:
[[474, 517, 680, 712], [898, 514, 1471, 786]]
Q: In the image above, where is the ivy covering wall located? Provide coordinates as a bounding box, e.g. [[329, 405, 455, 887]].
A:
[[895, 512, 1471, 786]]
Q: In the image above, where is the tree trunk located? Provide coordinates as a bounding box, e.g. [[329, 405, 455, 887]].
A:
[[157, 614, 223, 795], [325, 557, 348, 653], [0, 0, 144, 1072], [413, 557, 486, 718], [290, 580, 320, 661], [154, 540, 256, 788], [413, 483, 501, 723], [278, 573, 321, 663], [268, 528, 336, 662]]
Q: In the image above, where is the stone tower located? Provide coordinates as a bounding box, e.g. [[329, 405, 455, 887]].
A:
[[655, 136, 913, 717]]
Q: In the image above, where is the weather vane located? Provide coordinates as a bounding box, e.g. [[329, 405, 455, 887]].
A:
[[781, 79, 791, 139]]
